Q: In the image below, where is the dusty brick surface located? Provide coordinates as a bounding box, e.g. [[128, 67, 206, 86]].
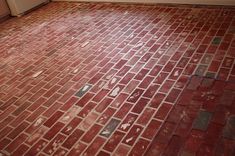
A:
[[0, 2, 235, 156]]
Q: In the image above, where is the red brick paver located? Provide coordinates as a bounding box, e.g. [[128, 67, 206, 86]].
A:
[[0, 2, 235, 156]]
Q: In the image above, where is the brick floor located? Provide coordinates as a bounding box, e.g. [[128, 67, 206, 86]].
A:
[[0, 2, 235, 156]]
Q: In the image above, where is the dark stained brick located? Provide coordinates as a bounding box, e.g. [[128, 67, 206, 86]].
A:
[[75, 84, 92, 97], [100, 118, 120, 138], [223, 116, 235, 140], [212, 37, 221, 45], [192, 111, 212, 131]]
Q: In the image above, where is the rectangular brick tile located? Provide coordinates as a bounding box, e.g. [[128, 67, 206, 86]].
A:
[[92, 89, 109, 103], [154, 103, 172, 120], [127, 88, 144, 103], [78, 101, 96, 118], [142, 119, 162, 140], [61, 117, 82, 135], [149, 93, 166, 108], [131, 98, 150, 114], [129, 138, 150, 156], [25, 139, 48, 156], [165, 88, 181, 103], [163, 135, 183, 156], [43, 93, 62, 107], [76, 92, 95, 107], [10, 111, 31, 127], [79, 112, 99, 131], [26, 107, 47, 123], [100, 118, 121, 138], [118, 113, 138, 132], [43, 111, 64, 127], [60, 96, 79, 112], [75, 84, 92, 98], [5, 133, 28, 154], [83, 136, 106, 156], [223, 116, 235, 140], [7, 122, 29, 139], [0, 138, 11, 151], [25, 117, 46, 135], [137, 108, 155, 126], [67, 141, 87, 156], [62, 129, 84, 149], [192, 111, 212, 131], [43, 134, 67, 155], [122, 125, 143, 146], [154, 122, 177, 144], [43, 122, 65, 140], [43, 102, 63, 118], [12, 144, 29, 156], [119, 73, 135, 85], [81, 124, 102, 143], [103, 131, 125, 152], [97, 107, 116, 125]]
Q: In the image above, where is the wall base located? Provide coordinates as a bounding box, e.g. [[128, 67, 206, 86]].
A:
[[52, 0, 235, 6]]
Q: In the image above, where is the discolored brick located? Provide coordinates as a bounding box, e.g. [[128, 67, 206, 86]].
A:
[[100, 118, 121, 138], [192, 111, 212, 131]]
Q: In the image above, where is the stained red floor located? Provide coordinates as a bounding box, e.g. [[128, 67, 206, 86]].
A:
[[0, 2, 235, 156]]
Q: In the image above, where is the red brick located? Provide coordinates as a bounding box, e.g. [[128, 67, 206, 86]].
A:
[[0, 105, 16, 122], [76, 92, 95, 107], [97, 107, 116, 125], [0, 138, 11, 150], [131, 98, 150, 114], [43, 122, 65, 140], [61, 117, 82, 135], [129, 138, 150, 156], [27, 108, 46, 124], [10, 110, 31, 127], [43, 134, 67, 154], [95, 98, 113, 113], [78, 101, 96, 118], [58, 89, 77, 103], [60, 96, 79, 111], [127, 88, 144, 103], [154, 103, 172, 120], [122, 125, 143, 146], [5, 133, 28, 154], [142, 119, 162, 140], [83, 137, 106, 156], [153, 72, 169, 84], [149, 93, 166, 108], [12, 144, 29, 156], [118, 113, 138, 132], [103, 131, 125, 152], [92, 89, 109, 102], [43, 111, 64, 127], [0, 116, 15, 131], [184, 130, 204, 152], [7, 122, 29, 139], [0, 97, 18, 111], [43, 93, 62, 107], [25, 139, 48, 156], [53, 148, 68, 156], [27, 97, 47, 111], [81, 124, 102, 143], [43, 85, 61, 98], [67, 141, 87, 156], [43, 102, 63, 118], [119, 73, 135, 85], [165, 88, 181, 103], [79, 112, 99, 130], [159, 80, 175, 93]]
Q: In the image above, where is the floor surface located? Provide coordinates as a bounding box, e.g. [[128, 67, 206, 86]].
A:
[[0, 2, 235, 156]]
